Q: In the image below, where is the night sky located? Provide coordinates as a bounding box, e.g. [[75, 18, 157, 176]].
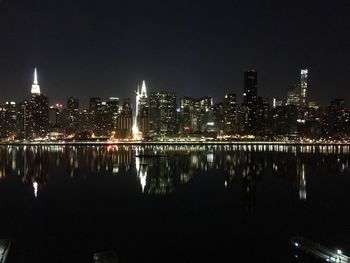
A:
[[0, 0, 349, 107]]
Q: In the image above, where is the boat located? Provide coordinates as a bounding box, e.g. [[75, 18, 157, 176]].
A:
[[0, 239, 11, 263], [291, 236, 350, 262]]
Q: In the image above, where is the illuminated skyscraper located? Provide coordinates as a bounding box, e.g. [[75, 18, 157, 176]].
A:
[[243, 70, 258, 133], [117, 98, 133, 138], [133, 80, 149, 137], [31, 68, 40, 95], [16, 100, 31, 139], [29, 68, 49, 138], [300, 69, 308, 107], [139, 81, 149, 135], [149, 91, 177, 136], [107, 97, 119, 131], [223, 93, 237, 134], [286, 69, 308, 108]]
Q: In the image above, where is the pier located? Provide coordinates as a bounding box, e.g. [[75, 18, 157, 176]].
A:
[[291, 237, 349, 262]]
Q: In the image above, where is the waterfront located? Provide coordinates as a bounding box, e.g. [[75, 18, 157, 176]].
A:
[[0, 145, 349, 262]]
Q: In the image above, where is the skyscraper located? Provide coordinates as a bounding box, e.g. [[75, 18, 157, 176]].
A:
[[132, 80, 149, 137], [300, 69, 308, 107], [107, 97, 119, 131], [117, 98, 133, 138], [243, 70, 258, 133], [223, 93, 237, 134], [16, 100, 31, 139], [29, 68, 49, 138], [31, 68, 40, 95], [138, 81, 149, 136], [286, 69, 309, 108], [149, 91, 177, 136], [3, 101, 17, 138], [66, 97, 80, 130]]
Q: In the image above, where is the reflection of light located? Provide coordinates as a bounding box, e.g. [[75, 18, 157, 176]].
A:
[[139, 170, 147, 193], [207, 152, 214, 163], [337, 249, 342, 255], [135, 148, 147, 193], [33, 182, 38, 198], [112, 165, 119, 174], [298, 163, 307, 200]]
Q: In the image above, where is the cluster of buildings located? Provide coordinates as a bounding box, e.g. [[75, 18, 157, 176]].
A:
[[0, 68, 349, 141]]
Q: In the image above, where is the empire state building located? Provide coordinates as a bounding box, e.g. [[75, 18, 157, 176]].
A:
[[31, 67, 41, 94], [30, 68, 49, 138]]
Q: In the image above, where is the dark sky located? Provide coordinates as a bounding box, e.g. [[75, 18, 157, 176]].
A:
[[0, 0, 349, 107]]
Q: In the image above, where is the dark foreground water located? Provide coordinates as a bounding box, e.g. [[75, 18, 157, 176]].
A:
[[0, 144, 350, 262]]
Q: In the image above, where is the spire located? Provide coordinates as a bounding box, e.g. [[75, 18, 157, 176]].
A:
[[141, 80, 147, 98], [31, 67, 41, 94], [34, 67, 38, 85]]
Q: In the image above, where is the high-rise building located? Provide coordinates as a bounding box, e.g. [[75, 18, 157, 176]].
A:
[[3, 101, 17, 138], [272, 98, 283, 108], [29, 68, 49, 138], [49, 106, 59, 127], [286, 69, 309, 108], [0, 104, 5, 138], [256, 97, 270, 134], [149, 91, 177, 136], [107, 97, 119, 131], [223, 93, 237, 134], [89, 97, 101, 112], [300, 69, 308, 107], [16, 100, 31, 139], [88, 97, 102, 134], [179, 96, 213, 133], [286, 84, 301, 106], [30, 94, 49, 138], [180, 97, 195, 132], [133, 81, 149, 137], [243, 70, 258, 133], [31, 68, 40, 95], [324, 98, 345, 135], [117, 98, 133, 138], [67, 97, 79, 125]]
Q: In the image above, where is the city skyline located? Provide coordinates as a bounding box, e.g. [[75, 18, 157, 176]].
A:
[[0, 66, 349, 141], [1, 66, 348, 109], [0, 0, 349, 105]]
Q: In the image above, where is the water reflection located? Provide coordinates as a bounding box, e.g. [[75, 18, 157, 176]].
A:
[[0, 144, 348, 206]]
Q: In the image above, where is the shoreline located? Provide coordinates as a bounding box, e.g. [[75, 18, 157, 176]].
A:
[[0, 141, 349, 146]]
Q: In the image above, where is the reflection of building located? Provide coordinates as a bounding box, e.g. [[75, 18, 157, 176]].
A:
[[242, 155, 262, 212], [135, 149, 148, 192], [297, 161, 307, 200]]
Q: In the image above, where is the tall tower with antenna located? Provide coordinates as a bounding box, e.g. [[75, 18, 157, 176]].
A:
[[132, 80, 149, 138], [31, 68, 41, 95]]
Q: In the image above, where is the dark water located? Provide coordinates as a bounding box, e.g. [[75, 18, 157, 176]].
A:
[[0, 144, 349, 262]]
